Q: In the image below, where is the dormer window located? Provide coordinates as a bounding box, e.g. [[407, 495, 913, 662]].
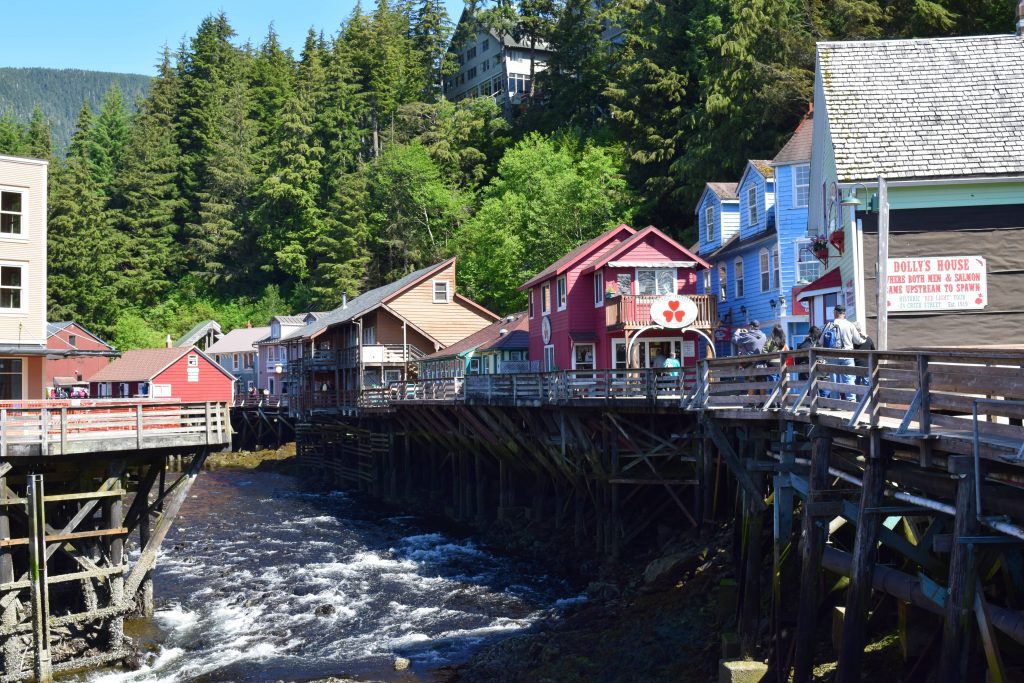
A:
[[747, 186, 758, 225], [704, 205, 713, 243]]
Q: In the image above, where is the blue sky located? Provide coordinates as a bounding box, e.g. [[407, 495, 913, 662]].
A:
[[4, 0, 467, 76]]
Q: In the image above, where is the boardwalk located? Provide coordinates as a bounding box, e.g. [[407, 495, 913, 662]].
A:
[[303, 346, 1024, 682]]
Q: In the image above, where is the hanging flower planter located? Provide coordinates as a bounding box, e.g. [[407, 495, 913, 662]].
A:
[[810, 234, 830, 267], [829, 229, 846, 255]]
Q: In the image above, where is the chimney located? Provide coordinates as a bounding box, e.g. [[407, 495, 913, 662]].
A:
[[1018, 0, 1024, 36], [246, 320, 252, 328], [165, 334, 173, 348], [342, 293, 348, 309]]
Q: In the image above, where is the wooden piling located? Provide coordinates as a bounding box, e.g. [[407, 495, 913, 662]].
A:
[[793, 431, 832, 683], [0, 470, 20, 675], [27, 474, 53, 683], [938, 456, 979, 683]]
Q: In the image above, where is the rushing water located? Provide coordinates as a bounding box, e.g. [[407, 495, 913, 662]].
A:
[[75, 469, 584, 683]]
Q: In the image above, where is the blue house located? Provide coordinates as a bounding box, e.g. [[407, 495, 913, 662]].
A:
[[696, 113, 820, 352]]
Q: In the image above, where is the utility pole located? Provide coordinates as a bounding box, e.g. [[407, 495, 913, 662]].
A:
[[876, 176, 889, 350]]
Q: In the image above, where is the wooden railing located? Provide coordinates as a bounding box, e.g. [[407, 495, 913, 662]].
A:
[[307, 344, 427, 369], [232, 395, 288, 409], [0, 401, 231, 457], [605, 294, 718, 330]]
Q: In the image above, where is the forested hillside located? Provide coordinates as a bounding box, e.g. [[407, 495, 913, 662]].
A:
[[0, 68, 150, 154], [0, 0, 1011, 349]]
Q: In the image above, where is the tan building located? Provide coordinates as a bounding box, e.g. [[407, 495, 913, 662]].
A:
[[0, 154, 48, 400]]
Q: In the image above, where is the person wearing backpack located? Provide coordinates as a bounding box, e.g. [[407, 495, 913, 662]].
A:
[[819, 305, 866, 400]]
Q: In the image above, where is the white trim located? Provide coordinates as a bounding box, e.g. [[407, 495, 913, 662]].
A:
[[704, 204, 714, 244], [593, 269, 604, 308], [543, 344, 555, 372], [0, 155, 48, 167], [610, 260, 695, 268], [733, 258, 744, 299], [0, 260, 27, 314], [838, 175, 1024, 188], [758, 248, 770, 293], [0, 186, 27, 242], [431, 279, 450, 303], [792, 164, 810, 209], [747, 185, 758, 226], [571, 342, 595, 370], [556, 275, 567, 311]]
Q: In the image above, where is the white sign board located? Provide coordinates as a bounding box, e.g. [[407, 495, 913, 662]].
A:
[[885, 256, 987, 312], [187, 367, 200, 383], [650, 295, 699, 329]]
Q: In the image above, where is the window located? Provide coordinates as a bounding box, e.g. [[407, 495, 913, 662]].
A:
[[68, 334, 77, 348], [541, 282, 551, 315], [508, 73, 531, 94], [793, 164, 810, 208], [0, 191, 22, 236], [363, 326, 376, 345], [556, 276, 567, 310], [529, 290, 535, 318], [718, 263, 727, 302], [269, 378, 275, 394], [0, 264, 22, 310], [704, 204, 714, 243], [638, 269, 674, 296], [482, 59, 489, 72], [771, 246, 780, 290], [467, 67, 477, 79], [573, 344, 595, 371], [432, 280, 449, 303], [617, 273, 632, 296], [734, 259, 744, 298], [543, 345, 555, 372], [467, 47, 477, 60], [795, 239, 822, 283], [747, 186, 758, 226], [187, 353, 199, 367], [492, 77, 503, 95], [593, 270, 604, 307], [233, 354, 240, 370], [0, 358, 22, 400], [759, 249, 770, 292], [482, 39, 489, 52], [703, 270, 711, 295], [467, 357, 481, 375]]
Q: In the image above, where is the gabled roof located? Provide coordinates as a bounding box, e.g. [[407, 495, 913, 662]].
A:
[[819, 34, 1024, 183], [704, 226, 777, 261], [88, 347, 223, 383], [772, 110, 814, 166], [174, 320, 222, 347], [738, 160, 775, 191], [583, 225, 711, 272], [420, 312, 529, 361], [796, 268, 842, 302], [520, 225, 636, 291], [695, 183, 739, 215], [293, 259, 464, 341], [46, 320, 116, 350], [205, 326, 271, 355], [271, 315, 307, 326]]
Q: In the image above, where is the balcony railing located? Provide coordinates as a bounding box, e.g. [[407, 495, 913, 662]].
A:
[[605, 294, 717, 331], [305, 344, 428, 370]]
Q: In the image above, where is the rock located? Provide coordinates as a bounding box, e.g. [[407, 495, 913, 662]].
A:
[[719, 659, 768, 683], [394, 656, 411, 671], [314, 604, 335, 617], [643, 547, 702, 585], [585, 580, 620, 601]]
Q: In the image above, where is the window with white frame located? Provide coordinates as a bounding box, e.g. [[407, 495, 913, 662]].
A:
[[508, 73, 531, 94], [188, 353, 199, 367], [795, 239, 822, 283], [541, 282, 551, 315], [0, 264, 22, 310], [718, 263, 727, 302], [0, 358, 22, 400], [432, 280, 449, 303], [771, 245, 780, 290], [703, 270, 711, 294], [747, 186, 758, 226], [0, 191, 23, 236], [637, 268, 674, 296], [793, 164, 810, 208], [233, 354, 240, 370], [482, 38, 490, 52], [543, 345, 555, 371], [734, 258, 744, 298], [759, 248, 770, 292], [704, 204, 714, 243], [529, 290, 535, 318], [593, 270, 603, 307], [556, 275, 567, 310]]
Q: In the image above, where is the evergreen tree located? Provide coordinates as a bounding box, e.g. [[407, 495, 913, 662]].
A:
[[88, 84, 132, 190], [0, 108, 25, 156], [411, 0, 453, 101], [24, 107, 52, 160], [536, 0, 610, 130]]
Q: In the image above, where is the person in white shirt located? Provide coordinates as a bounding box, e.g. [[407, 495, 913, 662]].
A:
[[824, 305, 866, 399]]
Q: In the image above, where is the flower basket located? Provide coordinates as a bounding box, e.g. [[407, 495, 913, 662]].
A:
[[810, 234, 830, 267], [813, 248, 829, 267], [829, 229, 845, 255]]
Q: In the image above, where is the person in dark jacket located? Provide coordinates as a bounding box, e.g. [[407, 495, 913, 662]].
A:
[[795, 326, 821, 382], [853, 323, 875, 386]]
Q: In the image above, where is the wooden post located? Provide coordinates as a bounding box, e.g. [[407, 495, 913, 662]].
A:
[[876, 176, 889, 350], [609, 421, 621, 560], [836, 433, 888, 683], [740, 470, 764, 657], [59, 407, 68, 455], [137, 463, 155, 618], [793, 431, 832, 683], [104, 462, 125, 651], [938, 456, 979, 683], [27, 474, 53, 682], [135, 404, 143, 450], [0, 469, 20, 675]]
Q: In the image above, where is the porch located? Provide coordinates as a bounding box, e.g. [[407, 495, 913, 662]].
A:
[[605, 294, 718, 331]]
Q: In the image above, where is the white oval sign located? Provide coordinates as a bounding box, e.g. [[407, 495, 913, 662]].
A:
[[650, 295, 699, 329], [541, 316, 552, 344]]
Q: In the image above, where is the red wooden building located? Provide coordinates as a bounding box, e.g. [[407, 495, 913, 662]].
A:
[[88, 346, 235, 402], [520, 224, 717, 374], [46, 321, 119, 392]]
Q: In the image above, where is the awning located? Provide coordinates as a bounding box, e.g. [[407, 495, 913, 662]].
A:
[[0, 345, 49, 356], [607, 261, 697, 268], [569, 331, 599, 343], [796, 268, 842, 303]]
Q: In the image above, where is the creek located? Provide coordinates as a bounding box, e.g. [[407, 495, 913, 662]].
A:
[[73, 468, 583, 682]]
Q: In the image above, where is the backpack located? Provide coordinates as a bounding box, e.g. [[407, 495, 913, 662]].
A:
[[820, 322, 840, 349]]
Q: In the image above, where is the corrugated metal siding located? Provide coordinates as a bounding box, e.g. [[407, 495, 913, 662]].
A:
[[0, 157, 47, 346]]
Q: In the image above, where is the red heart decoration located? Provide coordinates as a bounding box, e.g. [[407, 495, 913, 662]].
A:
[[667, 300, 680, 311], [674, 311, 685, 322], [975, 296, 983, 305], [663, 311, 674, 322]]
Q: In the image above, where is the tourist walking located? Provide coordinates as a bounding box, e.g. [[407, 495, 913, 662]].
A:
[[819, 305, 866, 400]]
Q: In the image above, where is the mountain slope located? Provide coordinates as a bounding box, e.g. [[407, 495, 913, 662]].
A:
[[0, 67, 151, 155]]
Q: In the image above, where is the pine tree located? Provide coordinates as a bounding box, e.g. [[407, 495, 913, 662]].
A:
[[537, 0, 610, 130], [250, 25, 297, 144], [411, 0, 453, 101], [24, 107, 52, 160], [0, 108, 25, 156], [88, 84, 132, 191]]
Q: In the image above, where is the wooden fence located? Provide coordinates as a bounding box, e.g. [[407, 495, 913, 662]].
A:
[[0, 401, 231, 457]]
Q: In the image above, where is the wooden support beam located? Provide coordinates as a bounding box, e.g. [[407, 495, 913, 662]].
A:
[[938, 457, 979, 683], [836, 432, 888, 683], [27, 474, 53, 683], [0, 469, 20, 676], [704, 418, 767, 513], [793, 432, 832, 683]]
